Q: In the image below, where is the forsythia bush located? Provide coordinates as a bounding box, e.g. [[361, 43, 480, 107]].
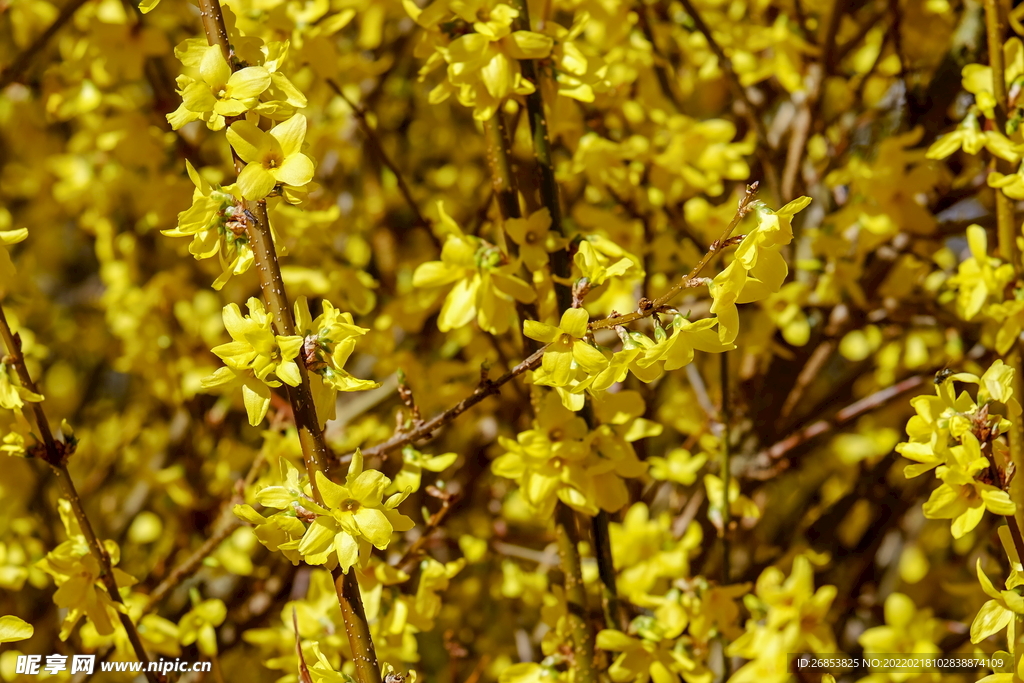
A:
[[6, 0, 1024, 682]]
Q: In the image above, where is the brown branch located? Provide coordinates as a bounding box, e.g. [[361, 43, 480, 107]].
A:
[[677, 0, 764, 141], [0, 305, 163, 683], [395, 487, 459, 571], [984, 0, 1024, 539], [0, 0, 93, 90], [745, 373, 927, 478], [145, 453, 265, 608], [635, 1, 684, 112], [590, 181, 760, 331], [344, 346, 547, 462], [145, 517, 244, 608], [591, 510, 624, 630], [484, 111, 522, 226], [340, 181, 761, 466], [554, 503, 598, 683], [326, 79, 431, 236], [675, 0, 778, 191], [511, 0, 572, 312], [1006, 516, 1024, 566], [191, 2, 381, 681]]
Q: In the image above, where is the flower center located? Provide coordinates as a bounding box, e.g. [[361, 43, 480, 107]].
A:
[[216, 86, 228, 99], [960, 484, 980, 502], [524, 231, 538, 244], [340, 498, 361, 511]]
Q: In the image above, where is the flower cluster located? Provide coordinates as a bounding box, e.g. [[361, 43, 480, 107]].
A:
[[236, 454, 413, 573], [895, 361, 1019, 538], [412, 202, 535, 335]]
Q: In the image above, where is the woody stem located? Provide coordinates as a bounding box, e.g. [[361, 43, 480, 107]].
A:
[[193, 1, 380, 680], [0, 304, 163, 683]]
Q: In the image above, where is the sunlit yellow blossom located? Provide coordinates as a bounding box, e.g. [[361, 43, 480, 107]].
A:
[[491, 393, 647, 516], [926, 113, 1019, 162], [597, 622, 702, 683], [167, 45, 270, 131], [636, 315, 734, 372], [408, 1, 553, 120], [858, 592, 941, 676], [0, 616, 33, 643], [279, 452, 413, 572], [962, 38, 1024, 121], [35, 500, 136, 640], [161, 161, 253, 290], [227, 114, 316, 200], [524, 308, 606, 387], [178, 597, 226, 657], [0, 228, 27, 295], [922, 433, 1015, 538], [972, 558, 1024, 645], [505, 208, 557, 272], [945, 224, 1015, 321], [293, 296, 381, 426], [413, 203, 535, 334], [201, 298, 304, 425]]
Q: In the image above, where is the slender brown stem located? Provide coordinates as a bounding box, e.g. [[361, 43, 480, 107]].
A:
[[591, 510, 623, 630], [348, 346, 546, 462], [746, 373, 927, 477], [985, 0, 1010, 130], [0, 305, 163, 683], [326, 79, 431, 235], [675, 0, 778, 191], [346, 181, 762, 464], [555, 503, 598, 683], [244, 202, 334, 491], [635, 2, 684, 112], [334, 569, 379, 683], [484, 112, 523, 225], [145, 518, 243, 608], [590, 182, 760, 331], [719, 351, 731, 586], [984, 0, 1024, 548], [196, 0, 230, 62], [395, 492, 458, 571], [0, 0, 93, 90], [511, 0, 572, 312], [191, 1, 379, 679]]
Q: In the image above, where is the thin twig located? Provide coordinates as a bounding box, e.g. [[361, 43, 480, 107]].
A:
[[984, 0, 1024, 543], [146, 518, 244, 608], [719, 351, 731, 588], [675, 0, 778, 191], [0, 0, 93, 90], [343, 182, 761, 465], [484, 111, 523, 226], [326, 79, 431, 235], [635, 1, 684, 111], [193, 2, 380, 681], [348, 346, 547, 462], [146, 454, 265, 608], [745, 373, 927, 477], [592, 510, 624, 630], [554, 503, 598, 683], [395, 488, 459, 571], [0, 305, 164, 683], [590, 182, 761, 331], [511, 0, 572, 312]]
